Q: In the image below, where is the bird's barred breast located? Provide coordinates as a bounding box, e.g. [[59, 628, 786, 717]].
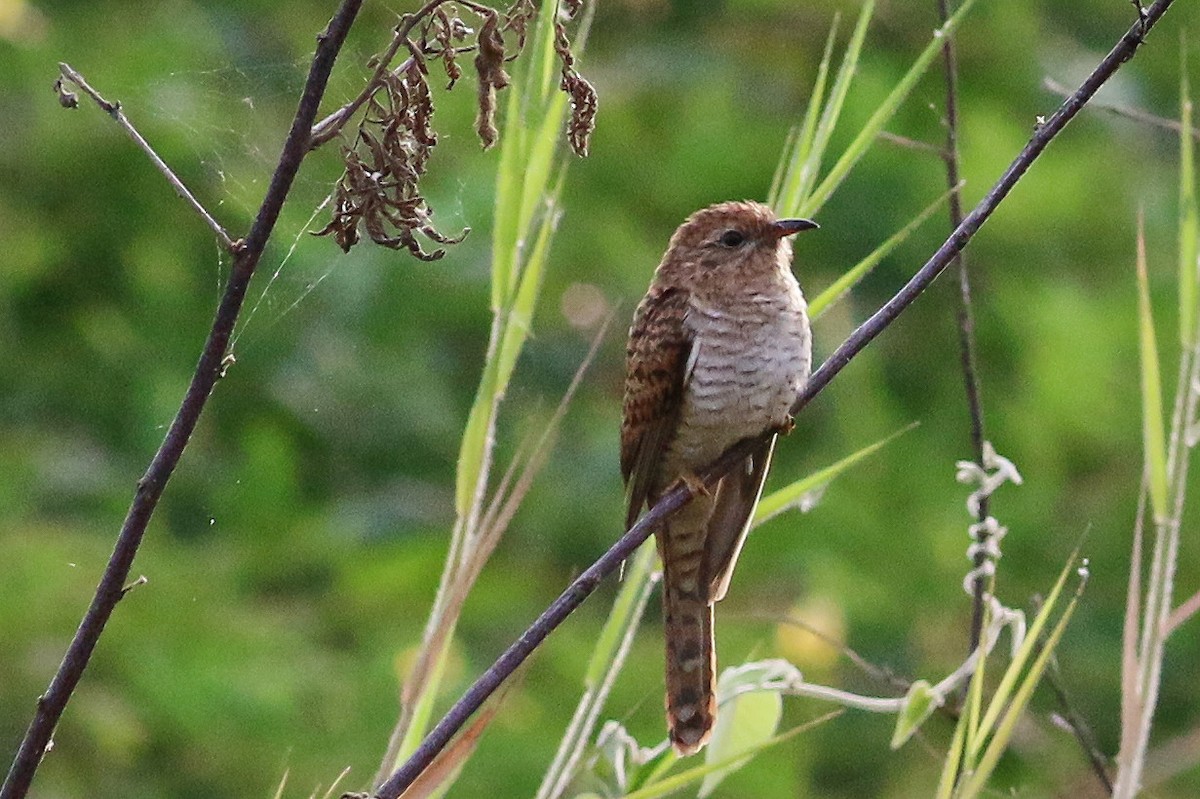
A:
[[668, 287, 810, 473]]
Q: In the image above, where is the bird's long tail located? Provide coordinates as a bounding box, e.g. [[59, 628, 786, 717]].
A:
[[661, 515, 717, 755]]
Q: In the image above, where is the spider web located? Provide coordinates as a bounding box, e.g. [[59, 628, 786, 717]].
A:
[[126, 47, 472, 347], [125, 57, 356, 345]]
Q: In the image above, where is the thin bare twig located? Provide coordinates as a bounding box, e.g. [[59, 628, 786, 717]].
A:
[[0, 4, 365, 798], [373, 3, 1178, 796], [309, 0, 451, 147], [754, 613, 914, 695], [878, 129, 950, 160], [1165, 586, 1200, 633], [1032, 596, 1115, 793], [55, 62, 236, 252], [1044, 76, 1200, 141]]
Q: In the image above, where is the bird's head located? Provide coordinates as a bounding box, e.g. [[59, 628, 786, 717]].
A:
[[656, 200, 817, 291]]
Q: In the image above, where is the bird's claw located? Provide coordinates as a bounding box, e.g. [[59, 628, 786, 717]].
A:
[[677, 472, 711, 497], [776, 414, 796, 436]]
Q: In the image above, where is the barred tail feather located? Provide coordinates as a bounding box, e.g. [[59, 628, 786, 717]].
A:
[[663, 582, 716, 755]]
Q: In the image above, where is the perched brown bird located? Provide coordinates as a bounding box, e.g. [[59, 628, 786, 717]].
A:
[[621, 200, 816, 755]]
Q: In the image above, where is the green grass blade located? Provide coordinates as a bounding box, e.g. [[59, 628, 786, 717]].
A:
[[754, 423, 917, 525], [456, 9, 571, 516], [492, 80, 527, 312], [397, 642, 453, 762], [1137, 217, 1170, 523], [788, 1, 874, 214], [496, 176, 565, 393], [959, 575, 991, 776], [967, 550, 1080, 762], [516, 93, 569, 264], [537, 540, 658, 799], [935, 708, 968, 799], [809, 185, 958, 320], [798, 0, 979, 218], [585, 540, 657, 686], [771, 15, 841, 213], [455, 341, 503, 518], [958, 571, 1087, 798], [768, 123, 801, 212], [1179, 34, 1197, 346]]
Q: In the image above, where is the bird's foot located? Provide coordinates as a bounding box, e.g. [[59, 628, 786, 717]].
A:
[[676, 471, 711, 497], [776, 414, 796, 436]]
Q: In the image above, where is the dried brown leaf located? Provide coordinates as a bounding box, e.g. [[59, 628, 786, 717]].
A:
[[474, 12, 510, 150]]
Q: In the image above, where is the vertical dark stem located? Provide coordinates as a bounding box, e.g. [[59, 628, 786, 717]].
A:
[[937, 5, 1112, 792], [934, 0, 991, 654], [0, 4, 363, 798]]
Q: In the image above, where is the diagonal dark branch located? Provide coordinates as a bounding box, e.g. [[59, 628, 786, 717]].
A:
[[373, 2, 1177, 796], [0, 3, 364, 798]]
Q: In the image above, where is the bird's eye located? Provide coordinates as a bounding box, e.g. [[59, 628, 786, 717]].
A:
[[718, 230, 745, 248]]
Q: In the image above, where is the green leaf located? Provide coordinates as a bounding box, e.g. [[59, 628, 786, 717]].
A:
[[491, 80, 526, 312], [1136, 218, 1170, 523], [455, 8, 570, 518], [698, 662, 797, 797], [397, 641, 453, 762], [797, 0, 979, 218], [754, 423, 917, 525], [934, 707, 967, 799], [809, 186, 958, 320], [1180, 34, 1197, 346], [890, 679, 939, 750], [698, 691, 781, 798]]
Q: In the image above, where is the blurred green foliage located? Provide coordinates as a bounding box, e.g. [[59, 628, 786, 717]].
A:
[[3, 0, 1200, 796]]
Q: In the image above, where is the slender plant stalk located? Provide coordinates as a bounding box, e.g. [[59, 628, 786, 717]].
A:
[[1114, 60, 1200, 793], [1115, 293, 1200, 795], [374, 4, 591, 782], [373, 4, 1178, 795], [0, 4, 365, 798], [932, 0, 992, 654]]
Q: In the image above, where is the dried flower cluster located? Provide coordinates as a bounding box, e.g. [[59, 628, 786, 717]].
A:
[[314, 56, 469, 260], [315, 0, 594, 260], [554, 17, 597, 158]]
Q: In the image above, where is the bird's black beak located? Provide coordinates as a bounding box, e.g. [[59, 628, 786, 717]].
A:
[[771, 218, 819, 238]]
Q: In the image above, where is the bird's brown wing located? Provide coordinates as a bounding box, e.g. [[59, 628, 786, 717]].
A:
[[702, 435, 776, 603], [621, 286, 692, 530]]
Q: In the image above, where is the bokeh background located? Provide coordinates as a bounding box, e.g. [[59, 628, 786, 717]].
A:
[[3, 0, 1200, 796]]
